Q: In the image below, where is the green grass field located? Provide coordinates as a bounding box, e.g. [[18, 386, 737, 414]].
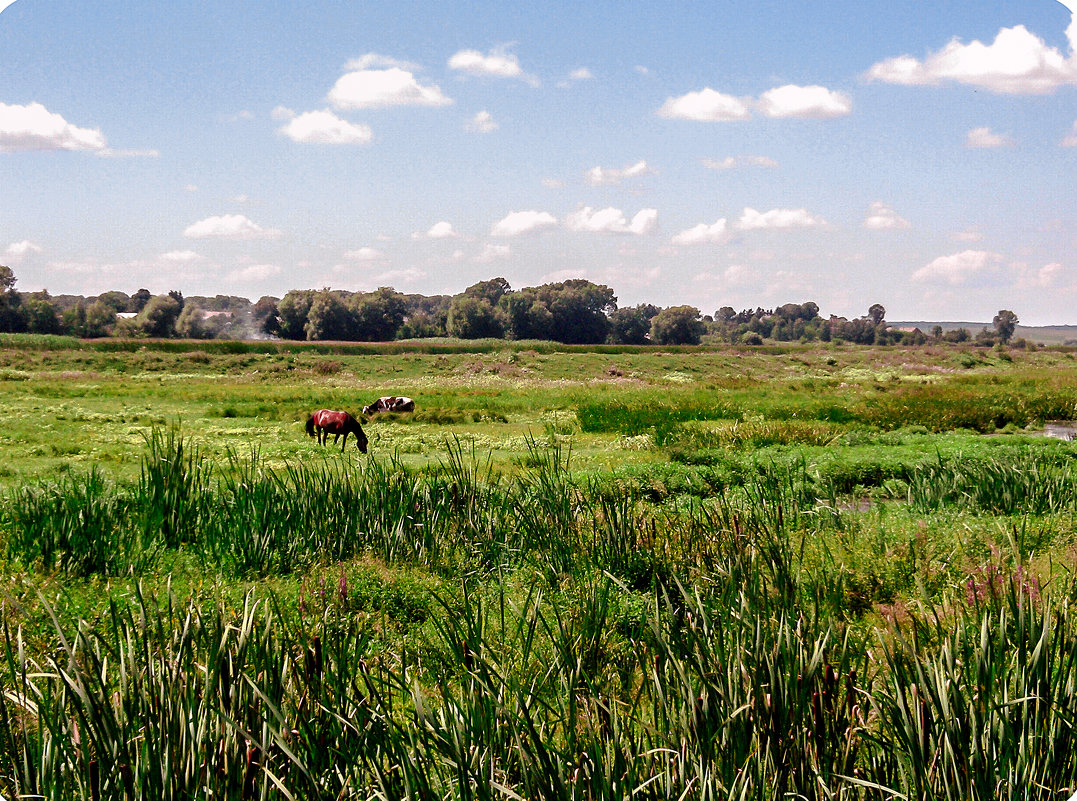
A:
[[2, 337, 1077, 798]]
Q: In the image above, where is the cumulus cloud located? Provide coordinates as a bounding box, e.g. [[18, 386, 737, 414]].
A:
[[660, 84, 850, 121], [671, 218, 729, 245], [863, 202, 910, 230], [328, 66, 452, 109], [702, 155, 778, 170], [736, 207, 827, 230], [344, 53, 421, 71], [343, 247, 386, 261], [658, 88, 751, 121], [912, 250, 1002, 285], [4, 240, 42, 262], [965, 126, 1013, 148], [448, 48, 537, 85], [466, 110, 498, 133], [0, 101, 106, 152], [756, 85, 852, 118], [585, 160, 654, 186], [184, 214, 283, 240], [564, 206, 658, 235], [279, 110, 373, 144], [473, 243, 512, 263], [372, 267, 426, 284], [490, 210, 557, 237], [160, 250, 202, 263], [415, 221, 460, 240], [866, 10, 1077, 94], [1062, 120, 1077, 146], [227, 263, 281, 282]]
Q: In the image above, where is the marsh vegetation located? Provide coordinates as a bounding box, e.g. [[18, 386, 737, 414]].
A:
[[1, 338, 1076, 798]]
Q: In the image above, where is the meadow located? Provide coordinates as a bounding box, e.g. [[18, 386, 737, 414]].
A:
[[2, 336, 1077, 799]]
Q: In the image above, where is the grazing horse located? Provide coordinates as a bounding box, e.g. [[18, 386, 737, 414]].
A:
[[362, 395, 415, 416], [306, 409, 368, 453]]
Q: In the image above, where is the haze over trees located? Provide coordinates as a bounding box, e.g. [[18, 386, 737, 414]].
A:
[[0, 265, 1029, 348]]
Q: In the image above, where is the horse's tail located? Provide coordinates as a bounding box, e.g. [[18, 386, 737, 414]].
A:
[[305, 415, 316, 436]]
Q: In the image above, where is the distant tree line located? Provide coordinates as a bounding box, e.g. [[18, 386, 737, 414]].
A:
[[0, 264, 1023, 347]]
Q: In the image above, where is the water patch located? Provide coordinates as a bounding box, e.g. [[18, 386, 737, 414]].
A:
[[1044, 421, 1077, 441]]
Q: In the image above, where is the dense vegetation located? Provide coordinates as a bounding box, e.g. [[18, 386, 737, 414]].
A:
[[1, 264, 1026, 347], [1, 338, 1076, 798]]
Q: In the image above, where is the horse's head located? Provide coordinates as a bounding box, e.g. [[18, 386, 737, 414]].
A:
[[305, 415, 316, 436], [355, 425, 368, 453], [361, 405, 372, 416]]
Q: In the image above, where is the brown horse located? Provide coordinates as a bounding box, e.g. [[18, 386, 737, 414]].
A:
[[306, 409, 368, 453]]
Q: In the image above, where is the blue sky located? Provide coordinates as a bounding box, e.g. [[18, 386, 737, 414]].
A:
[[1, 0, 1076, 323]]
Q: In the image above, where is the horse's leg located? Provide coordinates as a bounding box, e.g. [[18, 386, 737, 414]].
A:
[[340, 432, 349, 452]]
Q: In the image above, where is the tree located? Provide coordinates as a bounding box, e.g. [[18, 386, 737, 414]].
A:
[[305, 290, 353, 340], [0, 266, 25, 332], [83, 301, 117, 337], [868, 303, 886, 326], [993, 309, 1019, 344], [174, 305, 209, 339], [95, 291, 130, 314], [650, 305, 705, 345], [498, 279, 615, 343], [608, 304, 659, 344], [350, 287, 406, 341], [22, 291, 61, 334], [463, 277, 511, 306], [446, 295, 504, 339], [137, 294, 183, 337], [275, 290, 315, 339], [252, 296, 280, 336], [129, 288, 153, 313]]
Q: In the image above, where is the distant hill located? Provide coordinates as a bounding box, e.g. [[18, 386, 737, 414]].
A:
[[892, 322, 1077, 346]]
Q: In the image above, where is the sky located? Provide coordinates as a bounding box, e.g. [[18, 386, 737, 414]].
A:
[[1, 0, 1076, 324]]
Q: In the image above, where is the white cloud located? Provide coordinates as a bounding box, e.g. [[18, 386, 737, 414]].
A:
[[328, 67, 452, 109], [185, 184, 199, 192], [542, 177, 565, 189], [569, 67, 593, 81], [863, 201, 910, 230], [635, 65, 650, 76], [866, 11, 1077, 95], [227, 263, 281, 282], [4, 240, 42, 263], [585, 160, 654, 186], [564, 206, 657, 235], [1035, 262, 1064, 286], [372, 267, 426, 284], [736, 207, 827, 230], [473, 243, 512, 263], [953, 228, 984, 243], [0, 101, 106, 152], [97, 148, 159, 158], [415, 221, 459, 240], [343, 247, 386, 261], [965, 126, 1013, 148], [344, 53, 421, 72], [279, 110, 373, 144], [160, 250, 202, 263], [671, 218, 729, 245], [271, 106, 295, 121], [184, 214, 283, 240], [448, 48, 537, 85], [491, 210, 557, 237], [912, 250, 1002, 285], [1062, 120, 1077, 146], [658, 88, 751, 121], [702, 155, 778, 170], [756, 84, 852, 118], [466, 110, 498, 133]]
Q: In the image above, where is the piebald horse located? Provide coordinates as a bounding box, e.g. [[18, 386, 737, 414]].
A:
[[306, 409, 368, 453], [362, 396, 415, 416]]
